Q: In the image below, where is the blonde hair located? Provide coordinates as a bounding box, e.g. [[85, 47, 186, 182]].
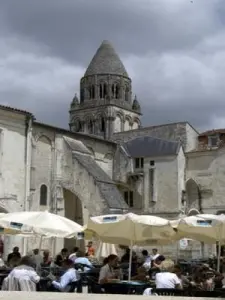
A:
[[160, 259, 175, 272]]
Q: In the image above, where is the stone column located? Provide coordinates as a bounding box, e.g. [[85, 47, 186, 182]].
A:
[[107, 116, 115, 139]]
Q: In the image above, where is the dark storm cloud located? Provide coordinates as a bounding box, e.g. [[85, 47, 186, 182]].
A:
[[1, 0, 225, 130]]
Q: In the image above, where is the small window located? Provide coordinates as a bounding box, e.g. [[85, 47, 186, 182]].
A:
[[80, 89, 84, 103], [125, 87, 129, 102], [75, 120, 82, 132], [135, 158, 144, 169], [101, 118, 105, 132], [100, 85, 103, 98], [91, 85, 95, 99], [135, 158, 139, 168], [103, 84, 108, 98], [124, 191, 129, 203], [88, 120, 94, 133], [40, 184, 47, 206], [124, 191, 134, 207], [129, 192, 134, 207], [150, 160, 155, 166]]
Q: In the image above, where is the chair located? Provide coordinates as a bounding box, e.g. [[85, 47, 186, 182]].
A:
[[86, 276, 103, 293], [152, 288, 187, 296], [190, 290, 225, 298], [67, 280, 82, 293]]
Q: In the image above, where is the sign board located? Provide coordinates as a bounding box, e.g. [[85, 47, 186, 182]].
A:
[[179, 239, 188, 250]]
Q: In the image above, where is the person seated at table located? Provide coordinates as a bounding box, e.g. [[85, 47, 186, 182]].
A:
[[42, 250, 52, 266], [7, 247, 21, 265], [151, 248, 160, 261], [142, 250, 152, 271], [2, 255, 40, 291], [132, 266, 148, 281], [0, 253, 6, 268], [33, 249, 43, 268], [69, 247, 79, 263], [74, 250, 93, 271], [50, 259, 79, 292], [152, 255, 165, 269], [98, 254, 120, 284], [155, 259, 182, 289], [8, 256, 21, 269], [121, 248, 130, 263], [173, 264, 190, 288], [54, 248, 68, 267]]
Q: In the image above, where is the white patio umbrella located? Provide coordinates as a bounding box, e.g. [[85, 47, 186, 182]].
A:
[[86, 212, 176, 280], [86, 213, 176, 246], [171, 214, 225, 271], [0, 211, 83, 238], [171, 214, 225, 243]]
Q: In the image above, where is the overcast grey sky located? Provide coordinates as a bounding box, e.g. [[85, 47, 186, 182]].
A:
[[1, 0, 225, 131]]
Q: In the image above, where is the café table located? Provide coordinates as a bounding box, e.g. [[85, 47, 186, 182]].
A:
[[104, 279, 152, 294]]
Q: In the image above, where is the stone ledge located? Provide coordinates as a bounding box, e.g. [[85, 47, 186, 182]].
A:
[[0, 293, 219, 300]]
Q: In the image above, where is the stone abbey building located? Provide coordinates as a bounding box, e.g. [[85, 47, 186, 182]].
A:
[[0, 40, 224, 257]]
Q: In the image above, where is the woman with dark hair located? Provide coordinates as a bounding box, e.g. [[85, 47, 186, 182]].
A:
[[98, 254, 119, 284], [2, 256, 40, 291]]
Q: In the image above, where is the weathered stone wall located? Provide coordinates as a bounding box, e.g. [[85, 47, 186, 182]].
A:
[[113, 146, 132, 183], [143, 155, 180, 217], [185, 123, 199, 152], [0, 110, 29, 255], [186, 148, 225, 214]]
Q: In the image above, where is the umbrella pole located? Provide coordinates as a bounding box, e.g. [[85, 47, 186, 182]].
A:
[[128, 240, 133, 281], [38, 235, 43, 252], [217, 241, 221, 272]]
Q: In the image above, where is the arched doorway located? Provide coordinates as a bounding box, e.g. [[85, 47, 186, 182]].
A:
[[186, 178, 201, 212], [187, 208, 200, 216], [63, 189, 84, 251]]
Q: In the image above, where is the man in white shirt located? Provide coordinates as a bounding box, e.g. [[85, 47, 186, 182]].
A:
[[69, 247, 79, 263], [141, 250, 151, 271], [151, 248, 160, 261], [74, 251, 93, 271], [51, 259, 79, 292]]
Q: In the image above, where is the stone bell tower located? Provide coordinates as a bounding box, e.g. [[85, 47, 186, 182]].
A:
[[69, 40, 142, 140]]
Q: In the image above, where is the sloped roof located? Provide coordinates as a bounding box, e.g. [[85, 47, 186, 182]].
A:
[[84, 40, 129, 77], [0, 104, 34, 118], [72, 152, 128, 210], [63, 136, 91, 155], [199, 128, 225, 137], [123, 136, 180, 158]]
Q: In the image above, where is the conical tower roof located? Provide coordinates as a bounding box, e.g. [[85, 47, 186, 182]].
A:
[[84, 40, 129, 77]]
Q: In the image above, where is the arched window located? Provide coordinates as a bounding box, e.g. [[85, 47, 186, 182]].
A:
[[103, 84, 107, 98], [101, 118, 105, 132], [80, 89, 84, 103], [125, 87, 129, 102], [112, 84, 120, 99], [91, 85, 95, 99], [88, 87, 91, 99], [75, 120, 82, 132], [99, 84, 103, 98], [88, 120, 94, 133], [115, 84, 119, 99], [40, 184, 47, 206]]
